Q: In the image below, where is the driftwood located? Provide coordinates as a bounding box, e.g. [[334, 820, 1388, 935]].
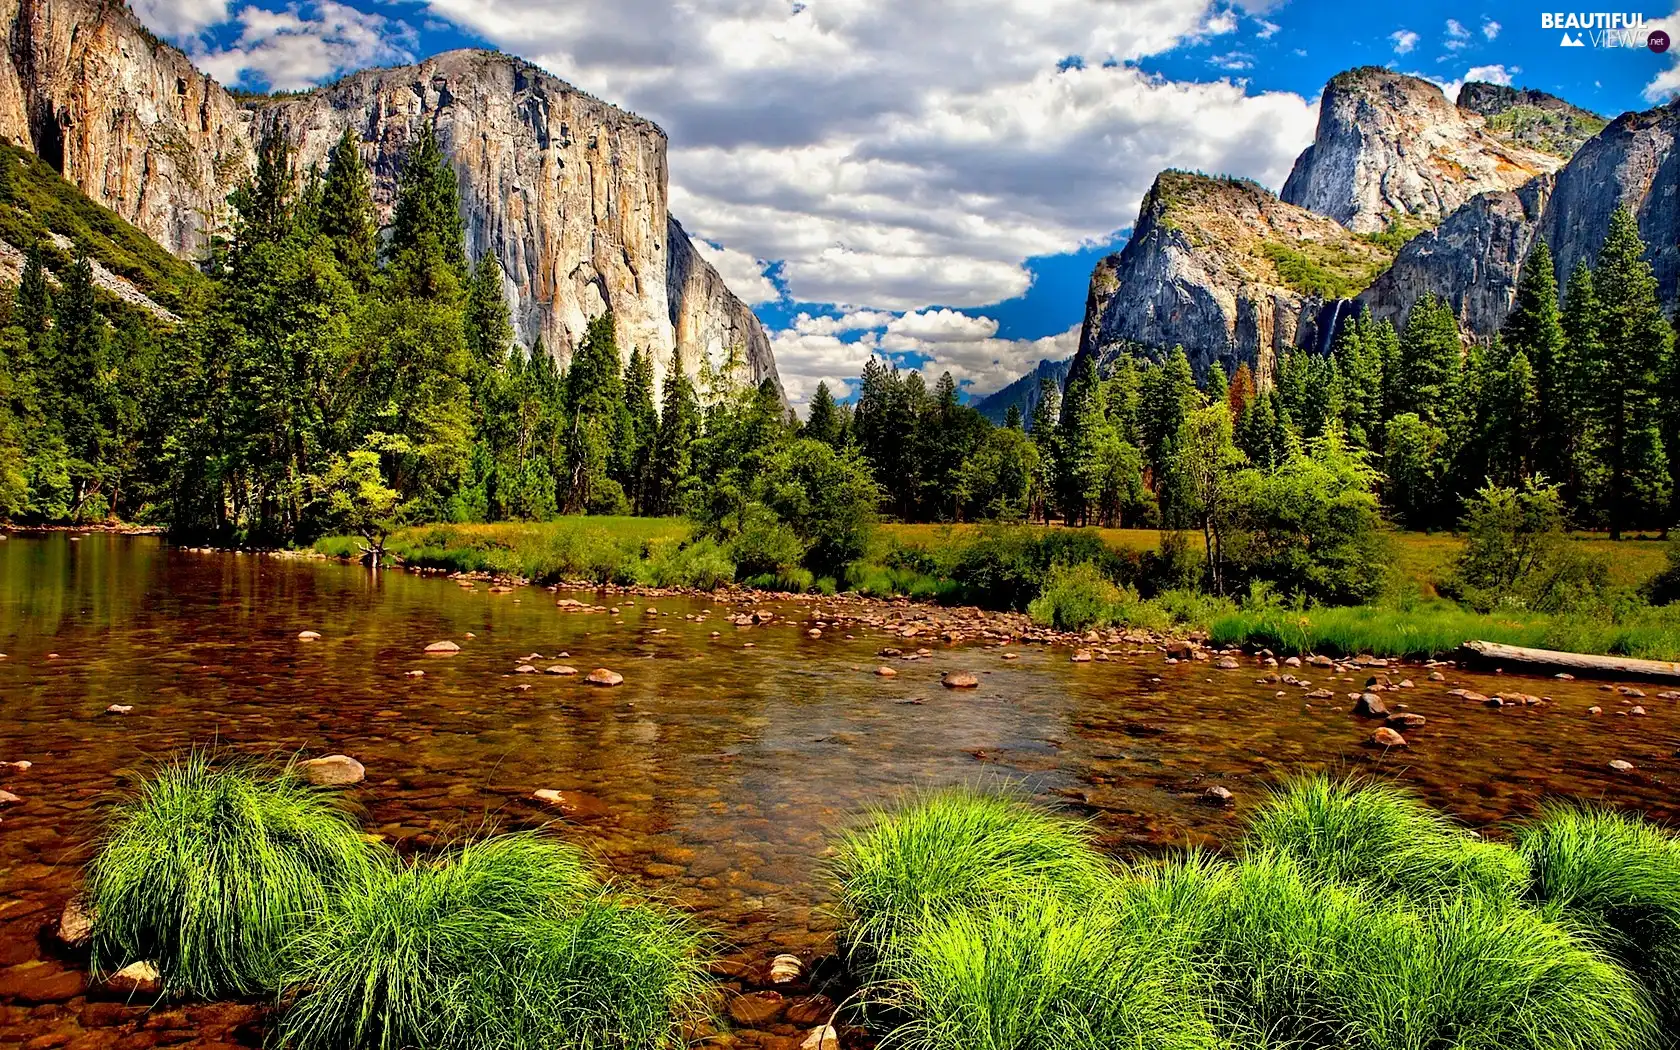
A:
[[1459, 640, 1680, 682]]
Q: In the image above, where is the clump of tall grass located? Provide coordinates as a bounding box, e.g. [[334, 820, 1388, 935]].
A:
[[1243, 775, 1527, 903], [829, 789, 1115, 976], [884, 890, 1218, 1050], [1517, 803, 1680, 1026], [86, 752, 379, 998], [275, 832, 708, 1050]]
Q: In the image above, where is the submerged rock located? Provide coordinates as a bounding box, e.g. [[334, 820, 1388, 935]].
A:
[[1609, 759, 1636, 773], [424, 640, 461, 654], [1203, 785, 1235, 805], [300, 754, 365, 787], [584, 668, 624, 686], [1071, 650, 1094, 663], [874, 666, 897, 678], [104, 961, 162, 998], [1352, 693, 1389, 718], [546, 665, 578, 676], [801, 1025, 841, 1050], [297, 630, 321, 640], [1369, 727, 1408, 748], [727, 990, 786, 1026], [768, 953, 804, 984], [941, 672, 980, 689]]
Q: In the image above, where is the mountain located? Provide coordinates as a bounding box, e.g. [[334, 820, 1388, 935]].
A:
[[1456, 82, 1608, 160], [1281, 67, 1561, 234], [0, 0, 781, 396], [1361, 99, 1679, 336], [1074, 170, 1396, 379], [971, 357, 1072, 425]]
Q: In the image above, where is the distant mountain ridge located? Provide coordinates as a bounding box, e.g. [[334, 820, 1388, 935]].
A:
[[971, 357, 1072, 425]]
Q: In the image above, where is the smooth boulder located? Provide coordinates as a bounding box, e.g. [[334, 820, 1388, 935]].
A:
[[299, 754, 365, 787]]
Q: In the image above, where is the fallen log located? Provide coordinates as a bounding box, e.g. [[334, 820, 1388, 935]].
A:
[[1459, 640, 1680, 682]]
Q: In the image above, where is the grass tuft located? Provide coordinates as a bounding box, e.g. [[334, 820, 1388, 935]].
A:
[[829, 788, 1114, 977], [275, 831, 708, 1050], [86, 751, 379, 998], [1517, 803, 1680, 1029], [1243, 775, 1528, 903]]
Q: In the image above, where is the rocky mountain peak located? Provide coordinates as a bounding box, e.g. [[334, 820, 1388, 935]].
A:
[[0, 0, 782, 397], [1281, 67, 1561, 233], [1456, 81, 1607, 159]]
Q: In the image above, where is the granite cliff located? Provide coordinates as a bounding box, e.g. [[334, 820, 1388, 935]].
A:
[[1456, 82, 1607, 160], [0, 0, 781, 395], [1281, 67, 1560, 234], [1074, 170, 1395, 381]]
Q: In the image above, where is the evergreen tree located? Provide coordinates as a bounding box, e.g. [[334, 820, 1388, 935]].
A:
[[1104, 355, 1141, 445], [1561, 258, 1603, 511], [1227, 360, 1256, 420], [317, 128, 377, 286], [13, 244, 51, 366], [1003, 403, 1023, 430], [1589, 207, 1672, 537], [1204, 362, 1229, 407], [1055, 354, 1106, 525], [464, 255, 513, 371], [1503, 240, 1570, 486], [650, 349, 700, 515], [1332, 310, 1388, 448], [1139, 348, 1197, 521], [385, 125, 467, 293], [622, 345, 658, 512], [806, 381, 842, 445], [1395, 294, 1463, 428], [49, 252, 108, 504], [559, 313, 627, 513]]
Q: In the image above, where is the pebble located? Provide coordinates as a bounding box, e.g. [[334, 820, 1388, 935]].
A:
[[405, 669, 425, 677], [297, 630, 321, 641], [1609, 759, 1635, 774], [584, 668, 624, 686], [1071, 650, 1094, 663], [1588, 705, 1603, 715], [515, 664, 537, 674], [941, 672, 980, 689], [424, 640, 461, 654], [1630, 705, 1648, 716], [299, 754, 365, 787], [801, 1025, 842, 1050], [874, 666, 897, 677], [1386, 712, 1426, 729], [104, 961, 161, 998], [1369, 727, 1407, 748], [1214, 657, 1241, 670], [1002, 653, 1019, 661], [1203, 785, 1234, 805]]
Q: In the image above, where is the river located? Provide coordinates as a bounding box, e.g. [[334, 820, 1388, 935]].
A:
[[0, 533, 1675, 1047]]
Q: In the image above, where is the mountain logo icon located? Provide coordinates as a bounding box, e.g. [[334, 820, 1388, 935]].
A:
[[1559, 31, 1586, 46]]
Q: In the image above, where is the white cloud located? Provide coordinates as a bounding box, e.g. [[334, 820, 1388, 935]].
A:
[[1390, 29, 1420, 54], [1254, 19, 1281, 39], [1481, 19, 1501, 40], [1464, 63, 1514, 86], [1444, 18, 1471, 50], [133, 0, 231, 37], [423, 0, 1316, 311], [885, 309, 1000, 343], [191, 2, 418, 91], [790, 310, 897, 336], [1646, 8, 1680, 102], [692, 240, 781, 306]]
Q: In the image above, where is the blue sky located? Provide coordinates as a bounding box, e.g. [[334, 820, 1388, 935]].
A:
[[136, 0, 1679, 402]]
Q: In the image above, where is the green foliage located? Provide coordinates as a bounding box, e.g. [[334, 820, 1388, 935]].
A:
[[1259, 239, 1386, 299], [1027, 560, 1126, 630], [87, 752, 378, 998], [1517, 803, 1680, 1029], [1243, 776, 1528, 904], [276, 832, 708, 1050], [1447, 477, 1609, 612]]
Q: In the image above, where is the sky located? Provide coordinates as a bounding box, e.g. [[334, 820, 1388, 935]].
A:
[[134, 0, 1680, 406]]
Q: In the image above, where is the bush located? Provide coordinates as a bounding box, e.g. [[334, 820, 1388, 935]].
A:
[[725, 510, 808, 580], [886, 891, 1217, 1050], [87, 753, 379, 998], [1517, 803, 1680, 1028], [1243, 775, 1527, 903], [643, 538, 734, 590], [1028, 561, 1124, 631], [276, 832, 708, 1050], [829, 789, 1115, 977], [1446, 479, 1609, 612]]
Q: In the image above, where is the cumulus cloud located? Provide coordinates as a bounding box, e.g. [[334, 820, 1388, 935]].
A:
[[1390, 29, 1420, 54], [423, 0, 1316, 312], [1254, 19, 1281, 39], [1444, 18, 1471, 49], [1646, 8, 1680, 102], [1464, 64, 1514, 86], [1481, 19, 1501, 40], [133, 0, 231, 37], [885, 309, 1000, 343], [692, 240, 781, 306], [191, 2, 418, 91]]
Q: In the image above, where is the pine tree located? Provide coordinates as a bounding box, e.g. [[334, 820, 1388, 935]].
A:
[[1503, 240, 1569, 486], [1333, 310, 1388, 449], [1140, 348, 1197, 518], [1561, 258, 1603, 512], [1396, 294, 1463, 429], [1003, 403, 1023, 430], [806, 380, 841, 445], [50, 252, 107, 487], [1590, 207, 1671, 537], [385, 125, 467, 294], [1204, 362, 1229, 407], [623, 345, 658, 512], [1055, 354, 1106, 525], [560, 312, 627, 513], [1104, 355, 1141, 445], [650, 348, 700, 516], [464, 255, 513, 370], [318, 127, 378, 286], [13, 244, 51, 366]]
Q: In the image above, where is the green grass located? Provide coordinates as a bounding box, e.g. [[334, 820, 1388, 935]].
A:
[[834, 784, 1670, 1050], [86, 752, 379, 998], [1259, 240, 1391, 300], [1243, 775, 1528, 904], [828, 789, 1116, 979], [276, 831, 709, 1050], [1208, 599, 1680, 660], [1517, 804, 1680, 1031]]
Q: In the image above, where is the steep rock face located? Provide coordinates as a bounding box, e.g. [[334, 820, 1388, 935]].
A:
[[0, 0, 253, 254], [971, 357, 1072, 425], [1457, 82, 1606, 160], [0, 1, 780, 395], [1281, 67, 1560, 233], [1360, 99, 1678, 335], [666, 216, 781, 389], [1076, 171, 1393, 380]]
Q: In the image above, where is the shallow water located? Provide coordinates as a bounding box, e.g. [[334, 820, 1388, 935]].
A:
[[1, 534, 1676, 1047]]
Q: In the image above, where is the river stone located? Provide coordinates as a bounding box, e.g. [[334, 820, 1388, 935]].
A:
[[1353, 693, 1388, 718], [547, 665, 578, 676], [1214, 656, 1241, 670], [768, 954, 804, 984], [801, 1025, 841, 1050], [584, 668, 624, 686], [1203, 785, 1235, 805], [1387, 712, 1427, 729], [105, 960, 162, 998], [941, 672, 980, 689], [1630, 705, 1648, 716], [1071, 650, 1094, 663], [1283, 656, 1302, 668], [424, 640, 461, 654], [1369, 727, 1408, 748], [300, 755, 365, 787], [874, 666, 897, 678], [1610, 759, 1636, 773], [807, 628, 822, 638], [786, 995, 838, 1026], [297, 630, 321, 640], [1588, 705, 1603, 715], [727, 991, 785, 1026], [106, 704, 133, 715], [55, 898, 95, 949]]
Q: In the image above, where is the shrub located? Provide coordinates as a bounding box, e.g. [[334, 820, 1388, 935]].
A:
[[87, 752, 379, 998], [1517, 803, 1680, 1026], [1027, 561, 1123, 631], [830, 789, 1114, 977], [276, 832, 708, 1050], [643, 538, 734, 590], [1446, 478, 1609, 613], [726, 510, 808, 580], [1243, 775, 1527, 903], [885, 891, 1217, 1050]]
